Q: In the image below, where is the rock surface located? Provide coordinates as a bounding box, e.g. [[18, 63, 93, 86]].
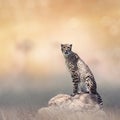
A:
[[38, 93, 107, 120]]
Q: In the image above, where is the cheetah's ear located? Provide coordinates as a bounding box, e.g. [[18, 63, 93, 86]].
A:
[[70, 44, 72, 48], [61, 44, 64, 47]]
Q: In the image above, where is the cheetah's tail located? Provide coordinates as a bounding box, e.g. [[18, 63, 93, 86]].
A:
[[96, 92, 103, 108]]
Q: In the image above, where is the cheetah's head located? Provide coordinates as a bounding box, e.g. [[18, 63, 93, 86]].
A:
[[61, 44, 72, 56]]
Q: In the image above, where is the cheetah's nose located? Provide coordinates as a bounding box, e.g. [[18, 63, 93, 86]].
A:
[[65, 51, 68, 54]]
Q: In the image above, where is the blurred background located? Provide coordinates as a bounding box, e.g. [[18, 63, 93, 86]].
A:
[[0, 0, 120, 108]]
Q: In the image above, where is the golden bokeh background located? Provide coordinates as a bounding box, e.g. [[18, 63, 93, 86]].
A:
[[0, 0, 120, 106]]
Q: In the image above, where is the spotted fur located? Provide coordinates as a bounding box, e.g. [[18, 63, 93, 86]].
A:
[[61, 44, 103, 106]]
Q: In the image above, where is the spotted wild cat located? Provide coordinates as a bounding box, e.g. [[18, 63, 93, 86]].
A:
[[61, 44, 103, 106]]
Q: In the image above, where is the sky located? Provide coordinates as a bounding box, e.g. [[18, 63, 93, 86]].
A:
[[0, 0, 120, 106]]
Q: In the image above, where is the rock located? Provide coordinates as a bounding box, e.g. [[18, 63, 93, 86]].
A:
[[37, 93, 107, 120]]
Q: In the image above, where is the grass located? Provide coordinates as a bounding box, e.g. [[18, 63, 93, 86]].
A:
[[0, 106, 119, 120], [38, 107, 120, 120]]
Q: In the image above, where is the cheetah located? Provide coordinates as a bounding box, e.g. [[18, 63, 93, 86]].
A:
[[61, 44, 103, 106]]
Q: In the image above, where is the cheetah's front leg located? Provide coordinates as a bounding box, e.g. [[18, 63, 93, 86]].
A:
[[71, 71, 81, 96]]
